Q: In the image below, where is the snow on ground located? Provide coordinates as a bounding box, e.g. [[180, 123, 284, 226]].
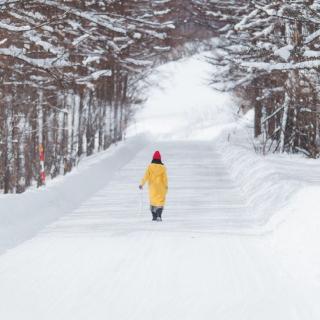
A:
[[0, 134, 148, 254], [215, 110, 320, 292], [1, 53, 320, 319]]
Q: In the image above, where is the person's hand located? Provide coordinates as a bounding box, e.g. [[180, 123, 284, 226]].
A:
[[139, 185, 143, 190]]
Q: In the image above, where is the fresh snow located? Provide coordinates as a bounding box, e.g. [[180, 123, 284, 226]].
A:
[[305, 29, 320, 44], [0, 46, 70, 69], [76, 69, 112, 84], [0, 135, 148, 254], [0, 21, 30, 31], [0, 54, 320, 320], [242, 59, 320, 71], [274, 44, 293, 61]]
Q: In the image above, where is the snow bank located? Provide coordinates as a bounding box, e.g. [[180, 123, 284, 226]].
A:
[[0, 135, 148, 254], [215, 111, 300, 230], [215, 109, 320, 284], [271, 186, 320, 283]]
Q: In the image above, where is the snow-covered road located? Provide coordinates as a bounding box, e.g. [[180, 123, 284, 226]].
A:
[[53, 141, 250, 236], [0, 142, 304, 318], [0, 139, 318, 320], [1, 54, 320, 320]]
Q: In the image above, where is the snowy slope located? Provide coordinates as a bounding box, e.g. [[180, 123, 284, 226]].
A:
[[0, 54, 320, 320]]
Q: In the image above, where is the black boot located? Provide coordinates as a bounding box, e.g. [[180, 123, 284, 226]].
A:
[[151, 207, 157, 221], [156, 208, 163, 221], [150, 206, 156, 221]]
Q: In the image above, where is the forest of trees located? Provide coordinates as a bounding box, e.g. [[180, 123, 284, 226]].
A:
[[0, 0, 216, 194], [2, 0, 320, 194], [207, 0, 320, 157]]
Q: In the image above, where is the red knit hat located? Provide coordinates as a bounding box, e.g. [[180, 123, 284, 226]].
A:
[[153, 151, 161, 160]]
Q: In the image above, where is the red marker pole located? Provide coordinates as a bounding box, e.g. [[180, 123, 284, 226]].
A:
[[39, 144, 46, 185]]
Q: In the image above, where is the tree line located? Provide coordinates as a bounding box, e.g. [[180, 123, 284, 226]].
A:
[[206, 0, 320, 157]]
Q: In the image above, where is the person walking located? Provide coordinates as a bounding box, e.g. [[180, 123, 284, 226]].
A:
[[139, 151, 168, 221]]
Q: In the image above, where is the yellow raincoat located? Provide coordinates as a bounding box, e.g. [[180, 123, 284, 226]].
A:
[[141, 163, 168, 206]]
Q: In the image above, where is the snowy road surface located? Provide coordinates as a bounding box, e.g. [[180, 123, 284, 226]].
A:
[[53, 141, 250, 236], [1, 55, 320, 319], [0, 140, 317, 320]]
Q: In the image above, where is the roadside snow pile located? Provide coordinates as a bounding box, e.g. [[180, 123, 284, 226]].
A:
[[215, 110, 301, 231], [216, 108, 320, 283], [0, 135, 148, 254], [272, 186, 320, 283]]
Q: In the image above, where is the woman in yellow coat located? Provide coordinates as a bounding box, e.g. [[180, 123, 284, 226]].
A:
[[139, 151, 168, 221]]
